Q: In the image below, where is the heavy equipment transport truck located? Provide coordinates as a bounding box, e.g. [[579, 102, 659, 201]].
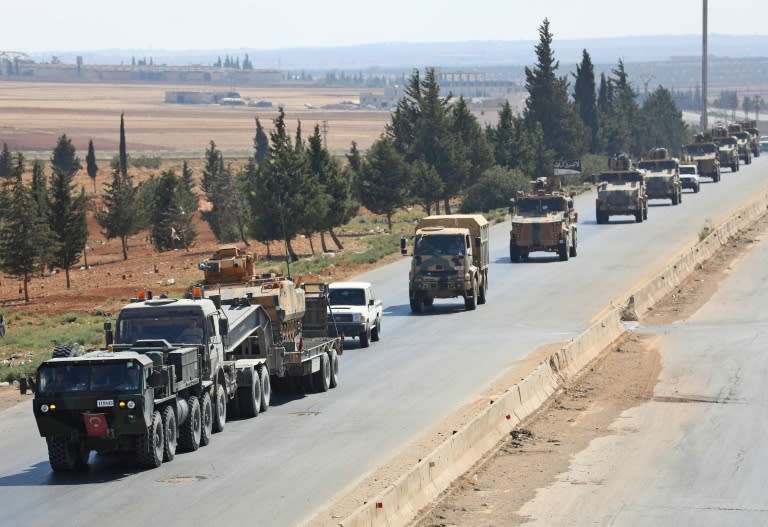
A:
[[403, 214, 489, 313], [31, 275, 342, 472]]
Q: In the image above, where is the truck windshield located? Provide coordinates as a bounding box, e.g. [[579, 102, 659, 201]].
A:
[[38, 362, 143, 393], [414, 234, 465, 256], [517, 198, 564, 214], [117, 315, 205, 344], [329, 289, 366, 306]]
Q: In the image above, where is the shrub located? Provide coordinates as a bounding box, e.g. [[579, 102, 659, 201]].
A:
[[460, 165, 530, 213]]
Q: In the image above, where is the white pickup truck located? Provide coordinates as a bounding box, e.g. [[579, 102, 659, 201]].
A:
[[327, 281, 383, 348]]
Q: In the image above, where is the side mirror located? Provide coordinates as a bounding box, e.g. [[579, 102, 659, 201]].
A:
[[400, 236, 408, 256], [104, 321, 114, 346], [368, 299, 374, 306], [219, 318, 229, 336]]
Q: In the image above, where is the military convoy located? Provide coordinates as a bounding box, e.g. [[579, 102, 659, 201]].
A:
[[509, 178, 578, 262], [637, 148, 683, 205], [595, 154, 648, 224], [404, 214, 490, 312], [30, 252, 342, 472]]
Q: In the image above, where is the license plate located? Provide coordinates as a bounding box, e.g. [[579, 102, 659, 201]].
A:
[[97, 399, 114, 408]]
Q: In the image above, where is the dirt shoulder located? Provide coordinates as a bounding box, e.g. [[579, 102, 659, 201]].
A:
[[411, 213, 768, 527]]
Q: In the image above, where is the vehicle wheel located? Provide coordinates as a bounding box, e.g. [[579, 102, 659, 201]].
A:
[[359, 326, 370, 348], [178, 396, 201, 452], [47, 436, 87, 472], [409, 291, 423, 313], [212, 382, 226, 433], [643, 205, 648, 220], [313, 352, 331, 393], [559, 241, 569, 261], [258, 366, 271, 412], [510, 243, 520, 262], [200, 391, 213, 447], [595, 211, 603, 224], [329, 346, 340, 389], [569, 231, 578, 257], [635, 210, 643, 223], [371, 318, 381, 342], [464, 279, 477, 310], [136, 410, 164, 469], [695, 183, 700, 193], [161, 405, 177, 462], [238, 368, 261, 418], [51, 344, 74, 358], [478, 276, 487, 305], [671, 191, 679, 205], [423, 297, 434, 307], [678, 190, 682, 204], [521, 251, 529, 262]]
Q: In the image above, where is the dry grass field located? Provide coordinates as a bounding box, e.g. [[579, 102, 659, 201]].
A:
[[0, 81, 391, 158]]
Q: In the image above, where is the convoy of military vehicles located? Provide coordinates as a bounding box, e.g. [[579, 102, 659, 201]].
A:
[[19, 118, 761, 472]]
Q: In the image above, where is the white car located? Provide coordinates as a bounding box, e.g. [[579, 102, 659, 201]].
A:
[[679, 164, 700, 193], [327, 281, 383, 348]]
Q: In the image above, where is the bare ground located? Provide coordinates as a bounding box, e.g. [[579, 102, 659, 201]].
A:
[[411, 214, 768, 527]]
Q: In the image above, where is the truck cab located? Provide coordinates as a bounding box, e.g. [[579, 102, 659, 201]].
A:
[[327, 281, 383, 348]]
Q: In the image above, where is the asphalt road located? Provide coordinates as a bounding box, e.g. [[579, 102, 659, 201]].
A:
[[516, 201, 768, 526], [1, 159, 767, 527]]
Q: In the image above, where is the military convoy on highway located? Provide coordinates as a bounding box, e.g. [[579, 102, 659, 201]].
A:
[[30, 248, 342, 471], [21, 116, 761, 473]]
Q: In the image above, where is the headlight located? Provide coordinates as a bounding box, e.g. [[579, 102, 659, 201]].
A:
[[127, 400, 136, 409], [40, 404, 49, 413]]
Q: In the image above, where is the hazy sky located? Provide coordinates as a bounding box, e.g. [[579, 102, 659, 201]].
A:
[[3, 0, 766, 52]]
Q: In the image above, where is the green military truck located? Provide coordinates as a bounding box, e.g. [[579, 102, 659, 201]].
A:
[[509, 178, 579, 262], [637, 148, 682, 205], [595, 154, 648, 224], [404, 214, 489, 313], [31, 280, 342, 472]]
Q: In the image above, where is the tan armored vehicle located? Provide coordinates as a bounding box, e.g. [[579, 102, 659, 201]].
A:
[[728, 123, 753, 165], [637, 148, 682, 205], [405, 214, 490, 312], [509, 177, 578, 262], [200, 246, 255, 284], [711, 126, 740, 172], [740, 120, 761, 158], [595, 154, 648, 224], [682, 135, 720, 182]]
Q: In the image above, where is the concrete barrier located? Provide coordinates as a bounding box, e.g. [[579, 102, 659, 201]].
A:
[[339, 190, 768, 527]]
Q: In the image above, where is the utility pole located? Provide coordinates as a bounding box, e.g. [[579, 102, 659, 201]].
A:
[[321, 120, 329, 149], [700, 0, 708, 130]]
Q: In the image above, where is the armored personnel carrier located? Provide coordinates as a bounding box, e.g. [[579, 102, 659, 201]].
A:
[[711, 126, 740, 172], [637, 148, 682, 205], [595, 154, 648, 224], [681, 134, 720, 182], [728, 123, 753, 165], [509, 177, 578, 262], [740, 120, 761, 158]]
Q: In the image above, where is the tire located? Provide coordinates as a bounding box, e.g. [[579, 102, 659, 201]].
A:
[[671, 191, 679, 205], [559, 241, 569, 261], [635, 210, 643, 223], [464, 279, 477, 310], [136, 410, 164, 469], [695, 183, 700, 193], [510, 243, 520, 262], [212, 382, 226, 433], [178, 396, 201, 452], [51, 344, 74, 358], [47, 436, 88, 472], [643, 205, 648, 220], [569, 231, 578, 257], [161, 406, 177, 462], [200, 391, 213, 447], [329, 346, 340, 389], [238, 368, 261, 418], [477, 276, 487, 305], [371, 318, 381, 342], [313, 352, 331, 393], [258, 366, 271, 412], [423, 297, 434, 307], [595, 211, 603, 224], [359, 326, 370, 348], [410, 293, 423, 313]]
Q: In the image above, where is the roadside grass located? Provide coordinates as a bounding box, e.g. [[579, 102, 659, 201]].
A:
[[0, 311, 106, 382]]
